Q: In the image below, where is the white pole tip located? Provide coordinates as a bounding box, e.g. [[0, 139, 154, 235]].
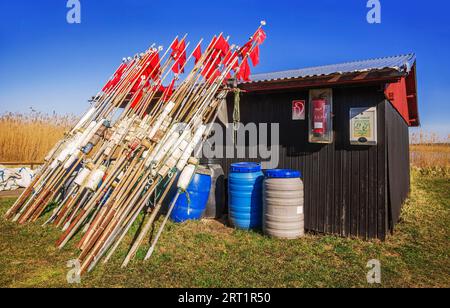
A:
[[261, 20, 267, 26]]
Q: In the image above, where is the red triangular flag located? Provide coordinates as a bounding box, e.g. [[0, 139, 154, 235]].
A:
[[222, 50, 237, 66], [207, 69, 221, 84], [130, 88, 144, 109], [170, 39, 179, 59], [116, 63, 127, 77], [250, 45, 260, 67], [153, 83, 165, 93], [147, 54, 161, 80], [102, 80, 112, 93], [193, 45, 202, 64], [254, 28, 267, 45], [240, 40, 252, 57], [163, 79, 176, 102], [216, 35, 230, 56], [202, 50, 220, 77], [177, 40, 187, 73], [102, 61, 128, 92], [131, 75, 146, 93], [237, 58, 251, 82]]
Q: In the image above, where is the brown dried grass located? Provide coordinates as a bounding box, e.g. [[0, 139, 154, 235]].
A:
[[410, 131, 450, 177], [0, 113, 76, 163]]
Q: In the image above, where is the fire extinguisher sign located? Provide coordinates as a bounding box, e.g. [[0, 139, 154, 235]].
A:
[[292, 100, 306, 120]]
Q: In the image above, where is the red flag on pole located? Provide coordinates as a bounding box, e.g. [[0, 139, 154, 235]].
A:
[[131, 75, 147, 93], [170, 39, 179, 58], [216, 35, 230, 56], [146, 53, 161, 80], [163, 79, 176, 102], [193, 45, 202, 64], [254, 28, 267, 45], [102, 62, 128, 93], [202, 50, 221, 77], [130, 88, 144, 109], [116, 63, 127, 76], [250, 45, 260, 67], [102, 81, 112, 93], [207, 69, 221, 84], [153, 83, 165, 93], [177, 40, 187, 73], [222, 50, 236, 66], [171, 40, 186, 74], [237, 58, 251, 82], [240, 40, 252, 57]]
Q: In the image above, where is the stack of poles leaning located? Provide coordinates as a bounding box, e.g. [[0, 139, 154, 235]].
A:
[[5, 23, 267, 275]]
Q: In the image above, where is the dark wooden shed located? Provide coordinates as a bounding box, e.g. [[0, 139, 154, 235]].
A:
[[216, 54, 419, 240]]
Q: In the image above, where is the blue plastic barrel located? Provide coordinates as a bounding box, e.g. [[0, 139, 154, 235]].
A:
[[228, 162, 264, 230], [170, 167, 212, 223]]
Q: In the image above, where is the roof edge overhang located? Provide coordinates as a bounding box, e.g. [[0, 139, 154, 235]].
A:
[[238, 68, 404, 93]]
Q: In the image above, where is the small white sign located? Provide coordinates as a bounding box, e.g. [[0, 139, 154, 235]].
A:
[[292, 100, 306, 120]]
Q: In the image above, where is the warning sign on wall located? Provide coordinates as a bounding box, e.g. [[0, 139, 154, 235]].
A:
[[292, 100, 306, 120]]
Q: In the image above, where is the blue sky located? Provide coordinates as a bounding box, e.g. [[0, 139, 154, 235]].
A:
[[0, 0, 449, 136]]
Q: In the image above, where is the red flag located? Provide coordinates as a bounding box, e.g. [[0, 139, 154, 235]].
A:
[[102, 73, 122, 93], [131, 75, 147, 93], [250, 45, 260, 67], [202, 49, 221, 77], [254, 28, 267, 45], [153, 83, 165, 93], [223, 51, 239, 68], [210, 36, 218, 50], [171, 40, 186, 74], [177, 40, 187, 73], [102, 62, 128, 92], [237, 58, 251, 82], [163, 79, 176, 102], [172, 62, 180, 74], [130, 88, 144, 109], [207, 69, 221, 84], [216, 35, 230, 56], [102, 80, 112, 93], [193, 45, 202, 64], [146, 53, 161, 80], [170, 39, 179, 58], [240, 40, 252, 57], [116, 63, 127, 76]]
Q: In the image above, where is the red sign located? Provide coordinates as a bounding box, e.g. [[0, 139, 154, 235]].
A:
[[292, 100, 306, 120]]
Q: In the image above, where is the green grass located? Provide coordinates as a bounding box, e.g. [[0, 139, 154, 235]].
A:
[[0, 171, 449, 288]]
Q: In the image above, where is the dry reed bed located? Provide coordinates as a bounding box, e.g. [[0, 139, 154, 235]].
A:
[[410, 131, 450, 177], [0, 113, 76, 162], [0, 115, 448, 174]]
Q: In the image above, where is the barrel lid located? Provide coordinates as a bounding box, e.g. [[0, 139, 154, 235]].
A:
[[230, 162, 261, 173], [264, 169, 302, 179]]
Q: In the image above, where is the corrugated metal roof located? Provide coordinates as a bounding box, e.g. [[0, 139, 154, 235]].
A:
[[246, 53, 416, 84]]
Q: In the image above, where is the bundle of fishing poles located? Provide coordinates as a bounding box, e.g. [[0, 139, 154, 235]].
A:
[[5, 23, 266, 275]]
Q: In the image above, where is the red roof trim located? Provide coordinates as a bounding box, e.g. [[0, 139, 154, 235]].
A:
[[384, 64, 419, 127]]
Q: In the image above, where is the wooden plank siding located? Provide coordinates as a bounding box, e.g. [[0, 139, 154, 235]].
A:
[[214, 85, 410, 240]]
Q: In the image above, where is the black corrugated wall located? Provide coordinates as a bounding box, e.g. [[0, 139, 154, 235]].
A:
[[385, 101, 411, 231], [215, 85, 410, 240]]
